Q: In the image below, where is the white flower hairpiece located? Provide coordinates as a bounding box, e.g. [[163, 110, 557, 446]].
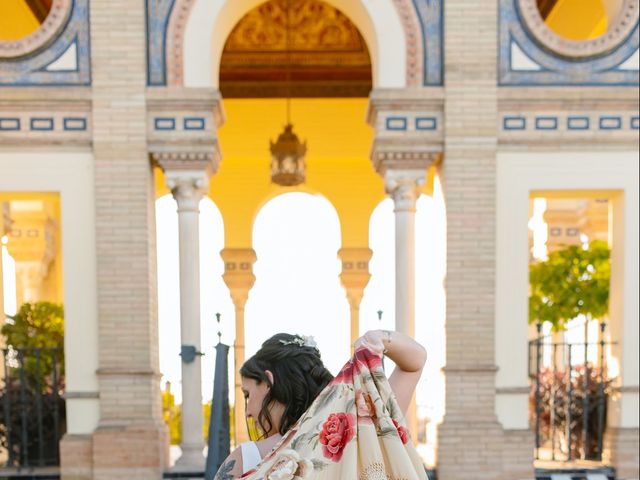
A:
[[279, 335, 317, 349]]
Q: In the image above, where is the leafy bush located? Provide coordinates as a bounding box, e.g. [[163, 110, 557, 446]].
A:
[[2, 302, 65, 383], [529, 240, 610, 331]]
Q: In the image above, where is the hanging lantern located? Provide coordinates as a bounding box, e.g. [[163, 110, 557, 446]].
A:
[[268, 0, 307, 187], [270, 123, 307, 186]]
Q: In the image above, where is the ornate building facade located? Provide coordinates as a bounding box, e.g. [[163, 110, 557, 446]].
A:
[[0, 0, 638, 479]]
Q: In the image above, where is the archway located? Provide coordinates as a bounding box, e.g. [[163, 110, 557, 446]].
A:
[[245, 192, 349, 374], [178, 0, 408, 87]]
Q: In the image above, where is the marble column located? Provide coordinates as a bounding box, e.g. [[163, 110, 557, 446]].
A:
[[166, 170, 209, 469], [338, 247, 373, 348], [220, 248, 257, 447], [384, 170, 424, 442], [384, 170, 424, 338]]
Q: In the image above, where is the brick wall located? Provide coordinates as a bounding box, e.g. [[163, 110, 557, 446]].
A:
[[437, 0, 532, 477], [69, 0, 168, 478]]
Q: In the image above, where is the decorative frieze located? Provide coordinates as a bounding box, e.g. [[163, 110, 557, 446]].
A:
[[0, 88, 91, 146], [147, 87, 224, 174], [367, 89, 444, 174], [498, 88, 640, 144]]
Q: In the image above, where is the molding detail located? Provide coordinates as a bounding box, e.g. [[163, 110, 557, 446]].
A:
[[518, 0, 639, 59], [0, 0, 91, 86], [367, 88, 444, 173], [392, 0, 423, 87], [151, 150, 220, 174], [152, 0, 442, 87], [0, 0, 72, 59], [147, 87, 224, 173], [165, 0, 196, 86], [0, 88, 91, 145], [499, 0, 639, 85]]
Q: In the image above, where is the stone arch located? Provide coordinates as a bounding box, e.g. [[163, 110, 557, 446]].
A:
[[166, 0, 424, 88]]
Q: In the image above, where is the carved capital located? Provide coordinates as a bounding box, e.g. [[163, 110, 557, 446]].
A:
[[338, 248, 373, 308], [384, 169, 425, 212], [220, 248, 257, 308], [164, 170, 210, 213]]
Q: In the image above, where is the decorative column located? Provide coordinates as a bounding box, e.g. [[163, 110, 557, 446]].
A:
[[166, 170, 210, 468], [367, 89, 443, 445], [150, 87, 224, 469], [154, 157, 218, 470], [384, 171, 424, 338], [338, 248, 373, 347], [220, 248, 257, 447]]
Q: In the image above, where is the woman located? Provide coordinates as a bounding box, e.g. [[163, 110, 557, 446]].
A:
[[215, 329, 427, 479]]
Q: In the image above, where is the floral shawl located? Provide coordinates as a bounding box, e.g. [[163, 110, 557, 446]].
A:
[[239, 347, 428, 480]]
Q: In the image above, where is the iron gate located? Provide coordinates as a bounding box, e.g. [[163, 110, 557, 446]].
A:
[[529, 321, 614, 462], [0, 347, 65, 468]]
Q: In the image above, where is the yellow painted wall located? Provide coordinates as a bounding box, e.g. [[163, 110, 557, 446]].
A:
[[0, 0, 42, 41], [156, 98, 434, 249]]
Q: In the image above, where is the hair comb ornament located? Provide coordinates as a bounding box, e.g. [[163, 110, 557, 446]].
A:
[[279, 335, 317, 349]]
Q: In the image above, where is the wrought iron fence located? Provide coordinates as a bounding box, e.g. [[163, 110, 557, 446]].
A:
[[529, 321, 614, 462], [0, 347, 65, 468]]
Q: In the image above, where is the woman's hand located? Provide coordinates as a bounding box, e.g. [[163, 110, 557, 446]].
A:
[[353, 330, 389, 357], [354, 330, 427, 416]]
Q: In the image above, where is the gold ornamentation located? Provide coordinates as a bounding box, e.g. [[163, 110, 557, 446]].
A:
[[224, 0, 366, 52]]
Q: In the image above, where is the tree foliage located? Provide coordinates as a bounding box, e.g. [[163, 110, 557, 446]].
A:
[[2, 301, 65, 379], [529, 240, 610, 331]]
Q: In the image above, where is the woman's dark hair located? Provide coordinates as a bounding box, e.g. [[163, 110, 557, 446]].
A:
[[240, 333, 334, 437]]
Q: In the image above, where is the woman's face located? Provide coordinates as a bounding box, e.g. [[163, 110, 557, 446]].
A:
[[241, 375, 270, 423], [241, 372, 284, 438]]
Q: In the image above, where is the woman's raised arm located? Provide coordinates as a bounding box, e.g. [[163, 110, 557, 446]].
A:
[[354, 330, 427, 415]]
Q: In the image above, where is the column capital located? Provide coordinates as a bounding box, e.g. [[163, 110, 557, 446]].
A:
[[338, 247, 372, 307], [220, 248, 257, 308], [163, 170, 210, 213], [384, 169, 425, 212]]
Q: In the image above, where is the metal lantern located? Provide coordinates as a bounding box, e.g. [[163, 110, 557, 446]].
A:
[[270, 123, 307, 186]]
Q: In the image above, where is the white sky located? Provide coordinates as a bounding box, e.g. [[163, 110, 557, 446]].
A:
[[156, 178, 447, 426]]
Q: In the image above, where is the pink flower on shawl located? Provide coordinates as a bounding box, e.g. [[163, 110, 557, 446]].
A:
[[332, 348, 383, 385], [393, 418, 410, 445], [331, 361, 353, 385], [355, 389, 376, 423], [355, 346, 383, 370], [319, 412, 355, 462]]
